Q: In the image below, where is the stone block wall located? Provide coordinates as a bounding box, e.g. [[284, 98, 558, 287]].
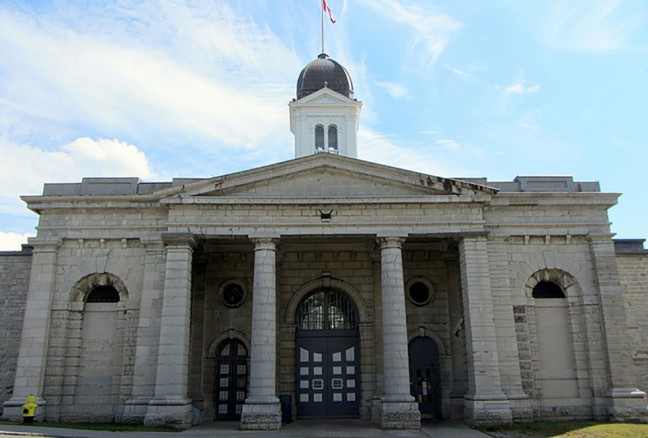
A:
[[0, 247, 32, 407], [40, 238, 147, 422], [503, 235, 607, 420], [617, 249, 648, 394]]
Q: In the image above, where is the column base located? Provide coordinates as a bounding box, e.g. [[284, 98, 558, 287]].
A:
[[240, 399, 281, 430], [508, 391, 533, 422], [144, 397, 192, 429], [607, 388, 648, 423], [119, 397, 151, 424], [2, 396, 47, 422], [375, 397, 420, 430], [464, 392, 512, 427]]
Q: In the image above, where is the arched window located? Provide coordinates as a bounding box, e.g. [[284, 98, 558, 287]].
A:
[[315, 125, 325, 152], [532, 281, 565, 299], [298, 290, 357, 330], [328, 125, 338, 152], [86, 285, 120, 303]]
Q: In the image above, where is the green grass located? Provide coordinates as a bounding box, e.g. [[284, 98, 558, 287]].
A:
[[480, 421, 648, 437], [1, 421, 179, 433]]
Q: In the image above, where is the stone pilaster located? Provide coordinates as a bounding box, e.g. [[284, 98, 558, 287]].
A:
[[487, 238, 531, 421], [376, 236, 420, 429], [444, 254, 468, 419], [2, 238, 61, 422], [122, 239, 165, 423], [589, 235, 647, 422], [144, 233, 197, 429], [240, 238, 281, 430], [459, 236, 512, 426]]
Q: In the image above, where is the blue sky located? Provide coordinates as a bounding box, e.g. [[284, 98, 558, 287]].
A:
[[0, 0, 646, 250]]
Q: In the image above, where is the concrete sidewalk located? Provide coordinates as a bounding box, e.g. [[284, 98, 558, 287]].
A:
[[0, 420, 490, 438]]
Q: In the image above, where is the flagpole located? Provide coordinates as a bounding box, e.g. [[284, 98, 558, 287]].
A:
[[321, 0, 325, 54]]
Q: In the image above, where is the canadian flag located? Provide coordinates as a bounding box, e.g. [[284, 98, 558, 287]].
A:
[[323, 0, 336, 24]]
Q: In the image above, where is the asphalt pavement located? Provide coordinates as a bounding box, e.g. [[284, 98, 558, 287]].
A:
[[0, 419, 490, 438]]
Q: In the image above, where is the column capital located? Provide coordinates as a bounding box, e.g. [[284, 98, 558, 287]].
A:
[[377, 236, 406, 249], [141, 237, 165, 251], [460, 233, 489, 243], [161, 233, 198, 248], [251, 237, 279, 252], [26, 237, 62, 252], [587, 233, 616, 243]]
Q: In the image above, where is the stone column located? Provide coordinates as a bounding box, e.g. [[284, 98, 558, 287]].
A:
[[144, 233, 197, 429], [240, 238, 281, 430], [589, 235, 647, 422], [2, 238, 61, 422], [123, 239, 166, 423], [377, 236, 420, 429], [459, 236, 511, 426]]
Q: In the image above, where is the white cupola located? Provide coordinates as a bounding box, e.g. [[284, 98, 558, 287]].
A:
[[289, 53, 362, 158]]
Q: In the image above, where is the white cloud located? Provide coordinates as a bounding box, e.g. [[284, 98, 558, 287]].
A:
[[376, 81, 410, 99], [505, 82, 542, 95], [544, 0, 646, 51], [63, 138, 155, 178], [442, 63, 470, 80], [0, 232, 34, 252], [357, 0, 461, 67], [0, 3, 299, 152], [0, 137, 155, 214], [437, 139, 461, 150], [357, 128, 462, 177]]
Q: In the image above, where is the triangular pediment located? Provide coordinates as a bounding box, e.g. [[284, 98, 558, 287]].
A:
[[158, 154, 498, 203]]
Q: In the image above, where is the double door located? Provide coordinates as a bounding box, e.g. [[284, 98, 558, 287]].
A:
[[296, 330, 359, 418]]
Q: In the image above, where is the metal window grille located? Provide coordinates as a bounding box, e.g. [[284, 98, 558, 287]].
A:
[[298, 290, 356, 330]]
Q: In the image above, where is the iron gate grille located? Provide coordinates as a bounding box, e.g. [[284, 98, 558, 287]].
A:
[[214, 339, 248, 420]]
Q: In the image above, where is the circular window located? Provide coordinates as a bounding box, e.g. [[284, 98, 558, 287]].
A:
[[406, 277, 434, 306], [221, 281, 246, 308]]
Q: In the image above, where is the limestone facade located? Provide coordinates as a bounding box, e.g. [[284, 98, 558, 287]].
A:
[[1, 156, 646, 429], [0, 246, 32, 408]]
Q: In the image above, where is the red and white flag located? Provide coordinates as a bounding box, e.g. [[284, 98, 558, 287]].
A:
[[323, 0, 336, 24]]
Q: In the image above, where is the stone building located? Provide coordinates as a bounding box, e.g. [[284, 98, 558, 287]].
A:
[[1, 54, 647, 429]]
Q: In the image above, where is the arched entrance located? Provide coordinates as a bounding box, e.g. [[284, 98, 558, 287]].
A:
[[408, 337, 442, 419], [295, 289, 360, 418], [214, 339, 248, 420]]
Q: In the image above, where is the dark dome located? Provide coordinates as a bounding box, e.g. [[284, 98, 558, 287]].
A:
[[296, 53, 354, 100]]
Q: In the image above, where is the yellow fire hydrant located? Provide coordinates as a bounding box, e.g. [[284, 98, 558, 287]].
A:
[[22, 394, 38, 423]]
